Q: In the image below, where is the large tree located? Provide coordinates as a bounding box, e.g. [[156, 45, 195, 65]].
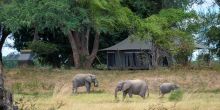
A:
[[195, 1, 220, 61], [4, 0, 200, 68], [131, 8, 198, 66], [4, 0, 138, 68]]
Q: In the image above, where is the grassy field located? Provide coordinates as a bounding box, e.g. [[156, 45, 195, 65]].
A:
[[3, 68, 220, 110]]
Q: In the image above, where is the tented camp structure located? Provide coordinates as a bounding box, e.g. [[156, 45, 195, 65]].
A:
[[17, 50, 35, 67], [101, 37, 173, 69], [101, 37, 208, 70]]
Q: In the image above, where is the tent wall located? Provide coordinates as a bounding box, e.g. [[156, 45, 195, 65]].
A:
[[107, 50, 152, 69]]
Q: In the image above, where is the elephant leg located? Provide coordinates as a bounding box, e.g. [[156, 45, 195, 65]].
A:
[[74, 87, 78, 94], [139, 88, 146, 99], [159, 90, 162, 97], [140, 92, 146, 99], [128, 90, 133, 98], [85, 82, 91, 93], [72, 87, 75, 94], [123, 92, 127, 100], [141, 94, 145, 99], [159, 93, 164, 98], [72, 81, 78, 94]]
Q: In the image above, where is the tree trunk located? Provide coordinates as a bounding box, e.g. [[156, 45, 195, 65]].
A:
[[33, 27, 39, 41], [68, 30, 81, 68], [81, 28, 90, 55], [0, 25, 8, 71], [67, 29, 100, 69], [0, 25, 17, 110], [83, 31, 100, 68], [151, 43, 159, 69]]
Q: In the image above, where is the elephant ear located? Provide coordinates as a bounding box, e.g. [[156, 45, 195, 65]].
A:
[[90, 74, 96, 80], [122, 81, 131, 91], [85, 75, 92, 83]]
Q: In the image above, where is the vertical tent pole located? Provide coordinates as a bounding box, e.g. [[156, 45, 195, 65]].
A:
[[107, 51, 109, 69], [117, 48, 121, 69]]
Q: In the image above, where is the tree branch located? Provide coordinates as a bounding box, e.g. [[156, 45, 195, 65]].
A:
[[89, 31, 100, 59]]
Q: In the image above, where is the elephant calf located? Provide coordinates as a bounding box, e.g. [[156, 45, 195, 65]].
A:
[[115, 80, 149, 100], [72, 73, 98, 94], [159, 83, 179, 97]]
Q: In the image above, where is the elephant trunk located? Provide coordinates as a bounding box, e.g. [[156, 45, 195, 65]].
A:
[[94, 79, 98, 87]]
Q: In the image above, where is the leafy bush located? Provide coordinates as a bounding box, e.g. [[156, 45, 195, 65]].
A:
[[169, 89, 183, 101], [94, 64, 108, 70], [28, 41, 58, 55]]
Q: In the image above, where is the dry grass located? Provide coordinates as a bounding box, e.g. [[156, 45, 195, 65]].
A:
[[3, 68, 220, 110]]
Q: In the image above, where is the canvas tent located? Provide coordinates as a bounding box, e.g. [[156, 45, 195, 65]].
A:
[[101, 37, 173, 69], [101, 37, 208, 70], [17, 50, 36, 67]]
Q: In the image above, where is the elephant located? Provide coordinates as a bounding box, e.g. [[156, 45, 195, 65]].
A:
[[115, 80, 149, 100], [72, 73, 98, 94], [159, 83, 179, 97]]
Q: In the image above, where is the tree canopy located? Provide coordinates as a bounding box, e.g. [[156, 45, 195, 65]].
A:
[[1, 0, 201, 68]]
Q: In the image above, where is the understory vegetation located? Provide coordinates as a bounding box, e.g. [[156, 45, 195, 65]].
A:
[[4, 68, 220, 110]]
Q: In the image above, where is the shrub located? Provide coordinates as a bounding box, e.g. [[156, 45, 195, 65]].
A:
[[28, 41, 58, 55], [169, 89, 183, 101], [94, 64, 108, 70]]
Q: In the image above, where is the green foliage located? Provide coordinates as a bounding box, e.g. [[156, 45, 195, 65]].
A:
[[206, 26, 220, 58], [133, 8, 197, 57], [121, 0, 163, 18], [94, 64, 107, 70], [196, 53, 212, 66], [169, 89, 183, 101], [2, 0, 200, 67], [28, 41, 58, 55], [3, 0, 138, 34], [3, 0, 70, 32]]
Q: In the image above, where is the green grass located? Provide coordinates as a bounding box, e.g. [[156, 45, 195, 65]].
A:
[[169, 89, 183, 101], [4, 68, 220, 110]]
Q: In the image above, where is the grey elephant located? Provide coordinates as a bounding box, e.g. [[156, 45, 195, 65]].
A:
[[115, 79, 149, 100], [159, 83, 179, 97], [72, 73, 98, 93]]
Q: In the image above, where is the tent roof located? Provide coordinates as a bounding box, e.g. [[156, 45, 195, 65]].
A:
[[194, 43, 209, 49], [101, 37, 209, 51], [5, 54, 19, 60], [101, 37, 152, 51], [18, 50, 36, 61]]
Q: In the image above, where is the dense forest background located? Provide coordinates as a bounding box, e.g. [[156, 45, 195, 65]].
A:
[[0, 0, 219, 69]]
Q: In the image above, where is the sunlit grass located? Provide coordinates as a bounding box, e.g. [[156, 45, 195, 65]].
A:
[[14, 92, 220, 110], [4, 68, 220, 110]]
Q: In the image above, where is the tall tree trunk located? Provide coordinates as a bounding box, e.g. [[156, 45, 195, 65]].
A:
[[83, 31, 100, 68], [68, 29, 100, 69], [0, 36, 7, 68], [151, 43, 159, 69], [0, 25, 17, 110], [68, 30, 81, 68], [81, 28, 90, 55], [0, 25, 8, 72], [33, 27, 39, 41]]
